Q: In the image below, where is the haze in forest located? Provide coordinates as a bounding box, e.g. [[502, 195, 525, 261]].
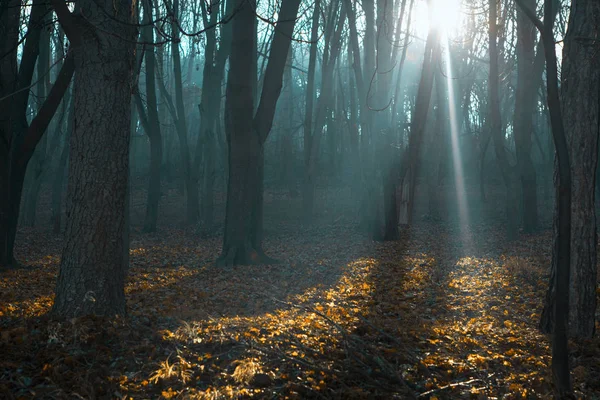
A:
[[0, 0, 599, 398]]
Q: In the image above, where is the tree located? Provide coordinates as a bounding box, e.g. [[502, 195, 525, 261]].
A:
[[303, 0, 345, 222], [513, 0, 539, 233], [0, 0, 74, 268], [559, 0, 599, 341], [538, 0, 600, 340], [197, 0, 232, 229], [51, 0, 137, 317], [399, 25, 441, 225], [489, 0, 518, 240], [135, 0, 163, 233], [168, 0, 200, 225], [218, 0, 301, 266], [516, 0, 573, 394]]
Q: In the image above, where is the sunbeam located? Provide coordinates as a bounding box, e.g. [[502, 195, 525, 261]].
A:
[[443, 34, 471, 246]]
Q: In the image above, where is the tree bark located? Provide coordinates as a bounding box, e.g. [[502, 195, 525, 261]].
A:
[[51, 96, 74, 234], [51, 0, 136, 317], [539, 0, 599, 340]]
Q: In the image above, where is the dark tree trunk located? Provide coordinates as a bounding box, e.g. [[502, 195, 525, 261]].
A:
[[197, 0, 231, 230], [301, 0, 320, 221], [539, 0, 599, 340], [22, 12, 52, 228], [218, 0, 301, 266], [304, 0, 345, 221], [168, 0, 199, 225], [141, 0, 162, 233], [1, 0, 73, 268], [513, 0, 538, 232], [51, 0, 136, 317], [427, 74, 445, 221], [515, 0, 573, 394], [489, 0, 518, 240], [51, 97, 74, 234], [382, 156, 399, 240], [561, 0, 599, 340], [400, 28, 440, 224]]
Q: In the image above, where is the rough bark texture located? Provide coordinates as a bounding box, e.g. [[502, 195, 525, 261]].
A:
[[219, 0, 301, 266], [52, 0, 136, 317], [562, 0, 600, 340], [540, 0, 599, 340]]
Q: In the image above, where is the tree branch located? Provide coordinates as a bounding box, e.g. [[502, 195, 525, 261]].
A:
[[514, 0, 544, 32], [20, 51, 75, 165]]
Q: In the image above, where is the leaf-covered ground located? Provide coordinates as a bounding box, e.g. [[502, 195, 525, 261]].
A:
[[1, 189, 600, 399]]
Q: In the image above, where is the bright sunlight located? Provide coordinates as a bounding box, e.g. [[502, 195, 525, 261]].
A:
[[414, 0, 464, 37]]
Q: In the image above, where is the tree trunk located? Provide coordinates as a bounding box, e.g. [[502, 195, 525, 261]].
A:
[[52, 0, 136, 317], [515, 0, 573, 394], [141, 0, 162, 233], [401, 28, 441, 224], [219, 0, 301, 266], [301, 0, 320, 221], [197, 0, 231, 230], [22, 18, 51, 227], [562, 0, 599, 340], [51, 96, 74, 234], [169, 0, 199, 224], [1, 0, 73, 268], [489, 0, 518, 240], [539, 0, 599, 340]]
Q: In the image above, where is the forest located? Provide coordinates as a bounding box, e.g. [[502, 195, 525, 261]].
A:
[[1, 0, 599, 397]]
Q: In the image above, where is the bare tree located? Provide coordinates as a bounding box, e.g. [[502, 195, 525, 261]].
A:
[[0, 0, 74, 268], [218, 0, 301, 266]]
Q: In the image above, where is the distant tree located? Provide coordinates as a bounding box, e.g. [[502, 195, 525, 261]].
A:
[[218, 0, 301, 266], [134, 0, 163, 233], [303, 0, 345, 222], [488, 0, 518, 240], [197, 0, 232, 229], [0, 0, 74, 269], [399, 24, 441, 226], [513, 0, 540, 233], [51, 0, 136, 317], [168, 0, 200, 225]]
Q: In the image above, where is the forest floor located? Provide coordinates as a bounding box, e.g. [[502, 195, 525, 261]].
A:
[[1, 187, 600, 399]]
